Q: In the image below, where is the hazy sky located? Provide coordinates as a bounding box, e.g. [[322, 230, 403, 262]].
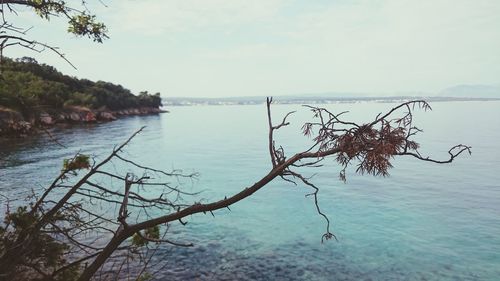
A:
[[6, 0, 500, 97]]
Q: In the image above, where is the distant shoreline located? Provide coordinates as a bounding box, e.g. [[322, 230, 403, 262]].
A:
[[162, 96, 500, 106]]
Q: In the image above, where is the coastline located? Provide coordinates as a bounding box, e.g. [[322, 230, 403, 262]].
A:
[[0, 106, 167, 137]]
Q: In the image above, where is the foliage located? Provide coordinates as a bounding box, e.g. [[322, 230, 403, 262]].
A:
[[67, 13, 108, 43], [0, 0, 108, 61], [136, 272, 154, 281], [0, 128, 186, 280], [0, 206, 80, 280], [0, 57, 163, 116], [62, 154, 90, 171], [132, 226, 161, 247], [0, 1, 160, 116]]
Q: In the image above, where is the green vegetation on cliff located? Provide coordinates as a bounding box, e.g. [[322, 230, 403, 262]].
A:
[[0, 57, 162, 118]]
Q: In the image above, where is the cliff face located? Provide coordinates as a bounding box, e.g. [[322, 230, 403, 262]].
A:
[[0, 107, 32, 136], [0, 106, 165, 137]]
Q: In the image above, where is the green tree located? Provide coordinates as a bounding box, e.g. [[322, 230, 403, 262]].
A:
[[0, 57, 163, 118]]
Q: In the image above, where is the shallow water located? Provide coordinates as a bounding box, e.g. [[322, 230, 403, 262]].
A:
[[1, 101, 499, 280]]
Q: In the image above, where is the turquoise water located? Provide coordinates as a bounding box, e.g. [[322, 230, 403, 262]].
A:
[[1, 101, 499, 280]]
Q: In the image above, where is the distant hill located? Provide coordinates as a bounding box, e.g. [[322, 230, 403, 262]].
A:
[[439, 84, 500, 98], [164, 89, 500, 106], [0, 57, 162, 113], [0, 57, 164, 136]]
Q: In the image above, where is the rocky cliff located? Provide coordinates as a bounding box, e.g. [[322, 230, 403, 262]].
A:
[[0, 106, 166, 137]]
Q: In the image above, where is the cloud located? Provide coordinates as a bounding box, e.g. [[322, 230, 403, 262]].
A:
[[8, 0, 499, 97], [108, 0, 285, 35], [103, 0, 500, 96]]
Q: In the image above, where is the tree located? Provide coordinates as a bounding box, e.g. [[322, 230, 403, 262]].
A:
[[0, 0, 108, 69], [0, 57, 164, 121], [0, 99, 470, 280], [0, 2, 472, 280]]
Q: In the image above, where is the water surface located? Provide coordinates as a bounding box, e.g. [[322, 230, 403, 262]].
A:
[[1, 101, 499, 280]]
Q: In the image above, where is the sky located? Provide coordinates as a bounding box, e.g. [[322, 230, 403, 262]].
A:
[[5, 0, 500, 98]]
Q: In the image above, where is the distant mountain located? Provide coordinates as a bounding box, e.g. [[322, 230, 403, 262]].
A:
[[439, 84, 500, 98]]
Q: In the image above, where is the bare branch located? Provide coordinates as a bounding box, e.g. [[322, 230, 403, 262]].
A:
[[1, 98, 470, 281]]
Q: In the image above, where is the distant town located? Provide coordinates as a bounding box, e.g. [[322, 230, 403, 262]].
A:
[[163, 84, 500, 106], [163, 95, 500, 106]]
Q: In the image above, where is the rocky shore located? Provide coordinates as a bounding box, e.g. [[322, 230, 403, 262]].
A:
[[0, 106, 166, 137]]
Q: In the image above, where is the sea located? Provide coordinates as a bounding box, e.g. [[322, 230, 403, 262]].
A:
[[1, 100, 499, 280]]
